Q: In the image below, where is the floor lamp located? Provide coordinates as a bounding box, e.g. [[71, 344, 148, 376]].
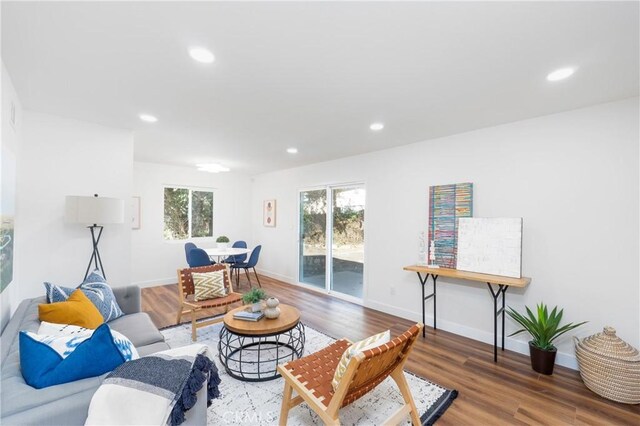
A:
[[65, 194, 124, 280]]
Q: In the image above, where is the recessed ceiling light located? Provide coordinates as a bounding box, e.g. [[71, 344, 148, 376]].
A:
[[189, 47, 215, 64], [546, 67, 575, 82], [370, 122, 384, 131], [286, 147, 298, 154], [197, 163, 230, 173], [139, 114, 158, 123]]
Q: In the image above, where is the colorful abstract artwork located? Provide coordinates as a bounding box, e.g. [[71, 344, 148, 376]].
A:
[[428, 182, 473, 268]]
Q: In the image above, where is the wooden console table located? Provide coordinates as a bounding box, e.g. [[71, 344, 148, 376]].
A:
[[403, 265, 531, 362]]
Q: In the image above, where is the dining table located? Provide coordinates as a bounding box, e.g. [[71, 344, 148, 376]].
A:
[[204, 247, 252, 263]]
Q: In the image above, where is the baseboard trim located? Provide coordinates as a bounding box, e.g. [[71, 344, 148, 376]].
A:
[[254, 268, 296, 285], [131, 277, 176, 288]]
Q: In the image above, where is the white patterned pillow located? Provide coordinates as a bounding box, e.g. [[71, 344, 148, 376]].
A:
[[331, 330, 390, 391], [192, 271, 227, 301], [34, 321, 139, 361]]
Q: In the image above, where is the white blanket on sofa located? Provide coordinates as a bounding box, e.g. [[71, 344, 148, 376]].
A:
[[85, 344, 220, 426]]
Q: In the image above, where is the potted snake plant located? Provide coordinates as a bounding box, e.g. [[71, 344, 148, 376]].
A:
[[507, 303, 586, 375]]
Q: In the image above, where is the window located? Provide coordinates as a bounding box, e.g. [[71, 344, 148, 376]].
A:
[[163, 187, 214, 240]]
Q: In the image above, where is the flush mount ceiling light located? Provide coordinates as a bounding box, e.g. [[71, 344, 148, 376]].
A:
[[139, 114, 158, 123], [197, 163, 230, 173], [370, 122, 384, 131], [546, 67, 575, 82], [189, 47, 215, 64], [286, 147, 298, 154]]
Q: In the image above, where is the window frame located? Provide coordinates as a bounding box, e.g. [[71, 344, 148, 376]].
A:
[[162, 185, 215, 241]]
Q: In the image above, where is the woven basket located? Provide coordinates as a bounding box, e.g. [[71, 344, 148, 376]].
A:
[[574, 326, 640, 404]]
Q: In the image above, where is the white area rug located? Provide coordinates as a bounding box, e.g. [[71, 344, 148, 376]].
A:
[[162, 322, 457, 425]]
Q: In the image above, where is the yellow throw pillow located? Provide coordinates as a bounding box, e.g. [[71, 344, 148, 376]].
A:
[[39, 289, 104, 329], [331, 330, 391, 390], [193, 271, 227, 301]]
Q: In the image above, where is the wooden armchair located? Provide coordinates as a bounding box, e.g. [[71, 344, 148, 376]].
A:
[[176, 263, 243, 341], [277, 323, 424, 426]]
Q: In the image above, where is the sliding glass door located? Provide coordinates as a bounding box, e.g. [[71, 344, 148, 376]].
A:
[[299, 189, 327, 290], [330, 186, 365, 298], [299, 185, 365, 300]]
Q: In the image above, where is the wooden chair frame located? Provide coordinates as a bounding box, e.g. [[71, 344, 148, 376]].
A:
[[176, 263, 243, 341], [277, 323, 424, 426]]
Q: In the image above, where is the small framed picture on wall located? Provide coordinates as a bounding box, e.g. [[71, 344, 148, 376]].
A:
[[263, 199, 276, 227]]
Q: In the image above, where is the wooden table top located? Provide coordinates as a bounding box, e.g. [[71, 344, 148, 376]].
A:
[[403, 265, 531, 288], [223, 304, 301, 336]]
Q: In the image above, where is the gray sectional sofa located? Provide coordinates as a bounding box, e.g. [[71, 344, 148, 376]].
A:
[[0, 285, 207, 425]]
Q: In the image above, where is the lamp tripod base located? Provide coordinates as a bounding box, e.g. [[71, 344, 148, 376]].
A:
[[84, 225, 106, 280]]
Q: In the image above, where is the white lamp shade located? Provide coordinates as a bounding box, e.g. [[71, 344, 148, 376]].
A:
[[65, 196, 125, 225]]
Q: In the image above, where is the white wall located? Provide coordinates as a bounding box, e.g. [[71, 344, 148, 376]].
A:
[[251, 98, 640, 369], [14, 112, 133, 302], [0, 61, 22, 332], [131, 161, 252, 287]]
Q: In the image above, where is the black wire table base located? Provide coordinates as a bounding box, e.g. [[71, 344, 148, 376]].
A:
[[218, 322, 306, 382]]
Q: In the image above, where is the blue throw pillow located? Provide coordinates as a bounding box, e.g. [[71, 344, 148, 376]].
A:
[[83, 270, 107, 284], [44, 271, 124, 322], [44, 282, 75, 304], [20, 324, 127, 389]]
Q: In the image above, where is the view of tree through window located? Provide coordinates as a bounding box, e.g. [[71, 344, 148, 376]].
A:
[[163, 187, 213, 240], [191, 190, 214, 237]]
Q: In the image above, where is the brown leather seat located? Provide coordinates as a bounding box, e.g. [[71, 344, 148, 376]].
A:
[[278, 323, 424, 425], [176, 264, 242, 341]]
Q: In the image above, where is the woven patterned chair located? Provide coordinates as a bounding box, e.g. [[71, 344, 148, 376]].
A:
[[176, 263, 242, 341], [277, 323, 424, 426]]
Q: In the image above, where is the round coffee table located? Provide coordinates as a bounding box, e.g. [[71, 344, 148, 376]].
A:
[[218, 304, 305, 382]]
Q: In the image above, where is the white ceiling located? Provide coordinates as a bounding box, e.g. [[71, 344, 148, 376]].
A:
[[2, 1, 638, 175]]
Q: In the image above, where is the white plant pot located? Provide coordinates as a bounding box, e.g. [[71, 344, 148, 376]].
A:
[[217, 242, 229, 250], [251, 302, 262, 313]]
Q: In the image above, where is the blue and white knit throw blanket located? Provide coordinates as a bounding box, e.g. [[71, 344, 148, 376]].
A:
[[85, 344, 221, 425]]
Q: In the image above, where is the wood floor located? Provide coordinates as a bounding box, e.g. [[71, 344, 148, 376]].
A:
[[142, 275, 640, 425]]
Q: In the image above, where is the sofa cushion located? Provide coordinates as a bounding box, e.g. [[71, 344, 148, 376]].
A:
[[20, 324, 129, 389], [38, 290, 104, 329], [107, 312, 165, 348], [1, 385, 98, 426], [137, 341, 171, 357]]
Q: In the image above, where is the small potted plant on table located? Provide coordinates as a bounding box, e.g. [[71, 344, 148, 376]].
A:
[[216, 235, 230, 249], [507, 303, 586, 375], [242, 288, 266, 313]]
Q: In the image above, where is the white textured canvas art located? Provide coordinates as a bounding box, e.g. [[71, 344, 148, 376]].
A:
[[456, 218, 523, 278]]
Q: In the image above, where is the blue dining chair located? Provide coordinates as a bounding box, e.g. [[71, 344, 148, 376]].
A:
[[184, 242, 197, 263], [231, 245, 262, 288], [186, 248, 215, 268], [224, 240, 248, 264]]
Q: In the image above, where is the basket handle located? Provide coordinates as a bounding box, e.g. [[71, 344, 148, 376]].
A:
[[573, 336, 580, 348]]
